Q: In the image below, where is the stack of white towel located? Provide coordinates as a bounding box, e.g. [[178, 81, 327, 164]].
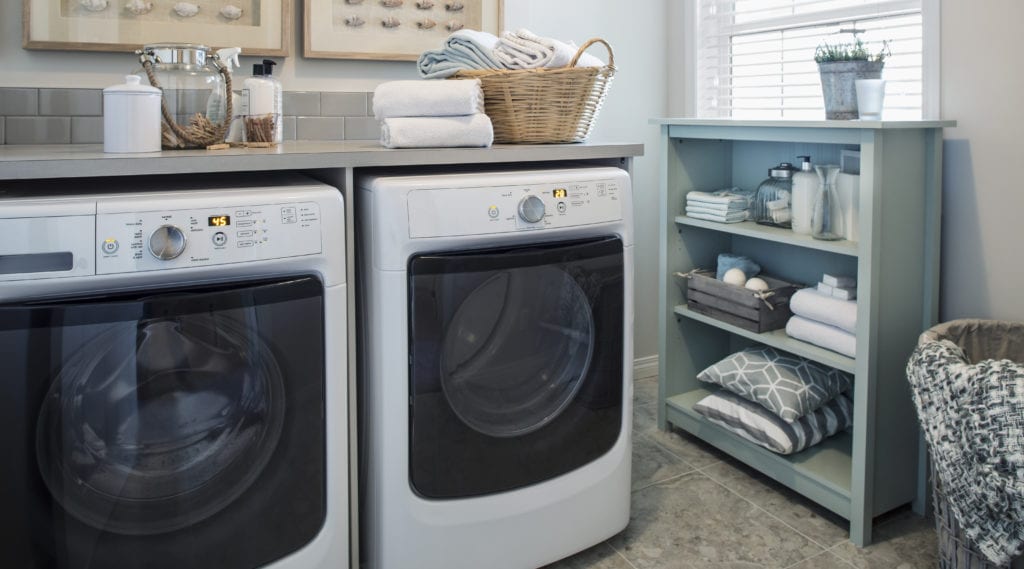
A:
[[372, 79, 493, 149], [418, 29, 604, 79], [785, 274, 858, 358], [685, 188, 754, 224]]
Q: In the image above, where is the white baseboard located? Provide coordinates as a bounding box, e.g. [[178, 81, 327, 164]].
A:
[[633, 354, 659, 380]]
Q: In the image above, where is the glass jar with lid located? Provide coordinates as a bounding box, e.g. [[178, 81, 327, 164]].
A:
[[134, 43, 233, 149], [752, 162, 797, 228]]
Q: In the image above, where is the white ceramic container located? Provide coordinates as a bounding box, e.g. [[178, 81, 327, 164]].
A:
[[103, 75, 162, 153]]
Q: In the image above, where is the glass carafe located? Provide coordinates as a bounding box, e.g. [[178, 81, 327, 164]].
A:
[[812, 164, 845, 240], [134, 43, 231, 149]]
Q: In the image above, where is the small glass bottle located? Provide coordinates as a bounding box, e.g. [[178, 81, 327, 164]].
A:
[[753, 163, 796, 228], [812, 164, 845, 240]]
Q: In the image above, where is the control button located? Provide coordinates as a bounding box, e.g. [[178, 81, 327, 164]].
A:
[[148, 225, 186, 260], [100, 239, 119, 254], [517, 195, 545, 223], [237, 240, 254, 248], [557, 202, 567, 214], [237, 220, 255, 227], [236, 230, 255, 238], [212, 231, 228, 246], [281, 206, 297, 224], [235, 210, 252, 217], [488, 205, 500, 218]]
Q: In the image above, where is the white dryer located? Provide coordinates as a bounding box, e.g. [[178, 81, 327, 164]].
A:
[[0, 175, 350, 569], [358, 167, 634, 569]]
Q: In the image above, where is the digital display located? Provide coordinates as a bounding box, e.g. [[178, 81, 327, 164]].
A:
[[553, 188, 567, 199], [208, 215, 231, 227]]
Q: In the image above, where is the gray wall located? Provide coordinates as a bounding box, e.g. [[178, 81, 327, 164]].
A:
[[939, 0, 1024, 321]]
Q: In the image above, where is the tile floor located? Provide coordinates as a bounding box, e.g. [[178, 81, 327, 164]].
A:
[[545, 377, 939, 569]]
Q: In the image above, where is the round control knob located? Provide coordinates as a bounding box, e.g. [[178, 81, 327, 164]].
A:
[[148, 225, 187, 260], [517, 195, 546, 223]]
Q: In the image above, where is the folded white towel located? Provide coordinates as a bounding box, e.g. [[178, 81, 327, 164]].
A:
[[380, 114, 493, 149], [417, 30, 503, 79], [494, 29, 603, 69], [686, 189, 753, 208], [686, 210, 749, 224], [684, 199, 748, 213], [373, 79, 484, 119], [789, 288, 858, 334], [786, 316, 857, 358], [685, 206, 749, 220]]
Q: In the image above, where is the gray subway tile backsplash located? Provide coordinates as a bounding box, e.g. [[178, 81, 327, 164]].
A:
[[344, 117, 382, 141], [0, 89, 387, 145], [283, 92, 321, 117], [40, 89, 102, 116], [322, 92, 368, 117], [71, 116, 104, 144], [296, 116, 344, 141], [6, 117, 71, 144], [0, 88, 40, 116]]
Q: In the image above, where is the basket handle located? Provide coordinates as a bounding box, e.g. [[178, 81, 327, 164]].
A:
[[569, 38, 614, 69]]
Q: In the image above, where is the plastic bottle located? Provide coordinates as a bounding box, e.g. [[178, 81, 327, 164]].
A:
[[243, 59, 283, 144], [791, 155, 816, 234]]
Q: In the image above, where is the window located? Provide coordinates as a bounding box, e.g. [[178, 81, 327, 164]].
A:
[[697, 0, 926, 119]]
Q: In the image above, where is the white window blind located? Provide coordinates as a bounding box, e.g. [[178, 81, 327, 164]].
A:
[[697, 0, 923, 119]]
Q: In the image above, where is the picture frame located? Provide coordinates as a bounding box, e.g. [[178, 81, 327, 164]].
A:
[[304, 0, 503, 61], [23, 0, 292, 57]]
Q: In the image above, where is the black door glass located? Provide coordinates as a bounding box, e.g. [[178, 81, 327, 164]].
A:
[[441, 266, 594, 437], [36, 311, 286, 535], [0, 277, 327, 569], [409, 237, 624, 499]]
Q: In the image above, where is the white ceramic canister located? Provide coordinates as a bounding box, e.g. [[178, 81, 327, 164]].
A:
[[103, 75, 162, 153]]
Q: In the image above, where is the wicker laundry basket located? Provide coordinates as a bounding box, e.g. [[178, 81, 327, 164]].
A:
[[912, 320, 1024, 569], [453, 38, 615, 144]]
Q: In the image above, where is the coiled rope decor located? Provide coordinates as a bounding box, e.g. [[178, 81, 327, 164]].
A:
[[138, 51, 233, 150]]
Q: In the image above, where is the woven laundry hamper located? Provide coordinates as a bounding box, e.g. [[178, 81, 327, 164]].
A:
[[453, 38, 615, 144], [910, 320, 1024, 569]]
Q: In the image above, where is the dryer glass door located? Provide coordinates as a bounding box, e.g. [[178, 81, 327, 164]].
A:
[[0, 277, 326, 569], [409, 236, 624, 498]]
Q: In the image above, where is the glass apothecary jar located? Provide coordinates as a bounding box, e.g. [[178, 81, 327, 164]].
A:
[[134, 44, 232, 149], [752, 163, 796, 228]]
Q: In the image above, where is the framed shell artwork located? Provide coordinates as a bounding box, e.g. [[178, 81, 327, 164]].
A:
[[23, 0, 291, 56], [304, 0, 503, 60]]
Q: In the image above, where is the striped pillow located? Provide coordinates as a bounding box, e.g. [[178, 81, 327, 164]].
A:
[[693, 391, 853, 455]]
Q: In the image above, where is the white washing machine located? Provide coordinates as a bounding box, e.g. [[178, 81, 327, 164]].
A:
[[0, 174, 350, 569], [358, 167, 634, 569]]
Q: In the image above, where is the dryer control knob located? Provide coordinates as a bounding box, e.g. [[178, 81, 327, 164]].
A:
[[517, 195, 546, 223], [149, 225, 187, 260]]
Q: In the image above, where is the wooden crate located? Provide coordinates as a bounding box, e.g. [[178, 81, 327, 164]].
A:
[[680, 269, 800, 333]]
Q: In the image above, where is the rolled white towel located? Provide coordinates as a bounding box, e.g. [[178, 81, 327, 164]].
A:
[[789, 287, 857, 334], [380, 114, 493, 149], [373, 79, 484, 119], [494, 29, 603, 69], [785, 316, 857, 358]]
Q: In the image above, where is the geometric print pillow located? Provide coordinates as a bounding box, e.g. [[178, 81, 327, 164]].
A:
[[697, 346, 854, 423]]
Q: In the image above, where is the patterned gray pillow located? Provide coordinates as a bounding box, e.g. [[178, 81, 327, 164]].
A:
[[697, 346, 853, 423]]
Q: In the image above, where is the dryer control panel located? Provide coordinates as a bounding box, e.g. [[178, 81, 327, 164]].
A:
[[407, 177, 623, 239], [95, 201, 322, 274]]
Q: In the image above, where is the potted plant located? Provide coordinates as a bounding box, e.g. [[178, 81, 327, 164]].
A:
[[815, 37, 890, 120]]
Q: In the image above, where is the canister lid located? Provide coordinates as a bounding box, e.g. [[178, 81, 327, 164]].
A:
[[104, 75, 161, 96], [769, 162, 797, 178]]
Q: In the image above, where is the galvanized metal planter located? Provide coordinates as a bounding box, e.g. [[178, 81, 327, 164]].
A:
[[817, 60, 884, 120]]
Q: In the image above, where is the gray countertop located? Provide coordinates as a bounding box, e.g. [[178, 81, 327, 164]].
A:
[[0, 141, 645, 181]]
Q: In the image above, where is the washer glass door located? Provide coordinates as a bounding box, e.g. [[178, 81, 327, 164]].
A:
[[408, 236, 624, 498], [0, 277, 326, 569]]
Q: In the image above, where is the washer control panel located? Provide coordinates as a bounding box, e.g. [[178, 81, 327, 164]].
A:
[[407, 177, 623, 238], [96, 201, 322, 274]]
